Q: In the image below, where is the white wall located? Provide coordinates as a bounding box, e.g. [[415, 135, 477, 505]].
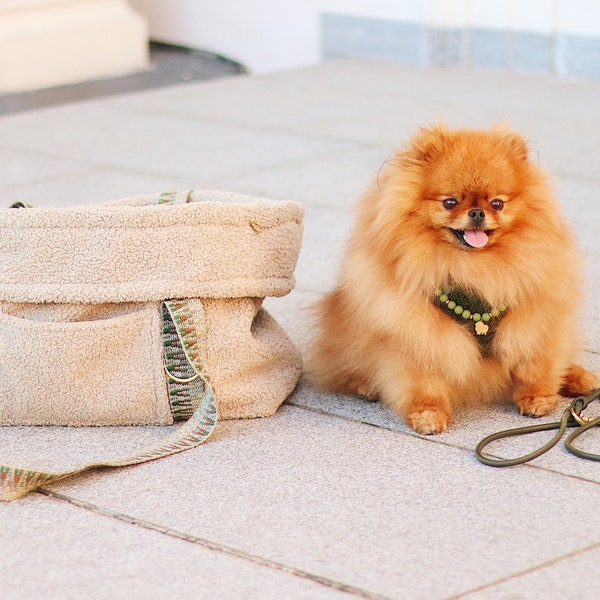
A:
[[129, 0, 319, 72], [130, 0, 600, 73]]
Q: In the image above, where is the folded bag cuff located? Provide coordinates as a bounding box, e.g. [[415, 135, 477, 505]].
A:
[[0, 190, 305, 304]]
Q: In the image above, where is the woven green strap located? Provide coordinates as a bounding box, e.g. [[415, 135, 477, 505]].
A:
[[0, 299, 218, 501], [156, 190, 192, 205], [1, 193, 215, 501]]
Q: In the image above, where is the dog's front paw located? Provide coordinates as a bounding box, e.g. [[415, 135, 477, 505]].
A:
[[515, 394, 561, 417], [405, 409, 449, 435]]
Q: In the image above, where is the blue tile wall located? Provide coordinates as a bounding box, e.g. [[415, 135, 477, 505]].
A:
[[556, 34, 600, 78], [511, 32, 552, 75], [321, 14, 427, 66], [470, 28, 509, 69], [321, 13, 600, 79], [427, 28, 466, 67]]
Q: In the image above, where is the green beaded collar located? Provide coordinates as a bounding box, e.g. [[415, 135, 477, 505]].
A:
[[433, 287, 507, 354]]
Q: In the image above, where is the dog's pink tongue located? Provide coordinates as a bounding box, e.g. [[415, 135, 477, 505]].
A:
[[464, 229, 489, 248]]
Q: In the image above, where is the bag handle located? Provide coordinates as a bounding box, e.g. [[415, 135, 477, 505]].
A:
[[0, 299, 218, 501], [1, 194, 213, 500], [0, 389, 217, 501]]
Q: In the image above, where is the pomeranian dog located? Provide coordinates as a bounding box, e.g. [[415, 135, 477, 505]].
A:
[[310, 124, 598, 434]]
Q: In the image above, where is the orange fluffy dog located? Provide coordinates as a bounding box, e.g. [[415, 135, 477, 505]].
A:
[[310, 124, 598, 434]]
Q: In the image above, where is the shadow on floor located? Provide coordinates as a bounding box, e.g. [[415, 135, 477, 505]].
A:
[[0, 42, 247, 116]]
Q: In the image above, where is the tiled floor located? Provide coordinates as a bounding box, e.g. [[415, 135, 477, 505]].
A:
[[1, 59, 600, 599]]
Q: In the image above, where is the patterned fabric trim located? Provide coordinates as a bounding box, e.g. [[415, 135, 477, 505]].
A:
[[156, 190, 193, 205], [163, 300, 210, 421], [0, 299, 218, 501]]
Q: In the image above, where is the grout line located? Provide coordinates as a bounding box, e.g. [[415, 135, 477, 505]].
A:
[[103, 100, 379, 150], [36, 488, 395, 600], [0, 131, 371, 187], [444, 541, 600, 599], [0, 144, 104, 176], [0, 144, 204, 183], [0, 141, 188, 183], [200, 146, 374, 189], [286, 402, 600, 486], [287, 400, 501, 458], [0, 167, 103, 196]]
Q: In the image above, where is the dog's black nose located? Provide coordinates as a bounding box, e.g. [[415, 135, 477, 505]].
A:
[[468, 209, 485, 225]]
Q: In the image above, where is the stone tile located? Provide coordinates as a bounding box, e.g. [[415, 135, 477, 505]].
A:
[[103, 70, 362, 136], [0, 168, 193, 207], [41, 406, 600, 600], [533, 129, 600, 184], [583, 320, 600, 353], [554, 178, 600, 324], [288, 379, 407, 432], [1, 493, 348, 599], [293, 204, 354, 294], [152, 60, 600, 126], [291, 349, 600, 484], [459, 544, 600, 599], [264, 289, 319, 355], [0, 423, 177, 473], [553, 178, 600, 320], [104, 61, 431, 148], [2, 58, 600, 600], [0, 103, 354, 180], [0, 147, 90, 190], [96, 60, 600, 157], [555, 177, 600, 221], [107, 60, 479, 147], [204, 147, 388, 210]]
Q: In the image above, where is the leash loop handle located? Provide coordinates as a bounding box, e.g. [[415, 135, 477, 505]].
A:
[[475, 388, 600, 467], [565, 415, 600, 461]]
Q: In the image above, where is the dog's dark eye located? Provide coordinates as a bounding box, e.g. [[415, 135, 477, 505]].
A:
[[490, 198, 504, 211], [442, 197, 458, 210]]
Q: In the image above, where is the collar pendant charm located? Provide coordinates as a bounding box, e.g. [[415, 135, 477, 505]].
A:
[[475, 320, 489, 335]]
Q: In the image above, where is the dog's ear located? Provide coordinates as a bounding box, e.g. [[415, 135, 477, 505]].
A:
[[492, 123, 529, 161], [503, 132, 529, 161], [405, 123, 451, 164]]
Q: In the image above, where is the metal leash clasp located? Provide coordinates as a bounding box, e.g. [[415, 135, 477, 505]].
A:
[[570, 404, 595, 426]]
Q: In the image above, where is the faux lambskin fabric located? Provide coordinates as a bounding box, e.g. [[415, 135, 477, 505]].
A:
[[0, 190, 303, 303], [0, 302, 170, 426], [0, 190, 304, 425]]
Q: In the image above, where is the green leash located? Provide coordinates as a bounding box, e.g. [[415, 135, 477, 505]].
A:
[[475, 388, 600, 467]]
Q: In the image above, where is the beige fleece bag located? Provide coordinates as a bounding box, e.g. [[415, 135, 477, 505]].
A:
[[0, 190, 304, 500]]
